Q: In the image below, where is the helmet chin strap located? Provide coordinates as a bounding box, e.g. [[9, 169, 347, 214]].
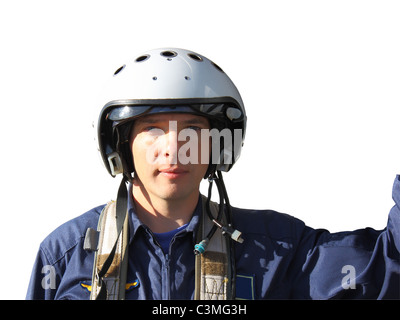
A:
[[91, 175, 129, 300], [194, 170, 243, 255], [193, 170, 243, 300]]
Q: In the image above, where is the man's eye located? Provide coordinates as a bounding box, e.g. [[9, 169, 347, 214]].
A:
[[143, 126, 158, 132], [186, 126, 202, 132], [142, 127, 165, 137]]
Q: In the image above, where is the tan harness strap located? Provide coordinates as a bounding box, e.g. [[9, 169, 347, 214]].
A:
[[89, 201, 129, 300], [194, 196, 233, 300]]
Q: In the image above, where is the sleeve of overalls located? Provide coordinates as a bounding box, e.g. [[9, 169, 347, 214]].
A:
[[26, 247, 58, 300], [290, 175, 400, 299]]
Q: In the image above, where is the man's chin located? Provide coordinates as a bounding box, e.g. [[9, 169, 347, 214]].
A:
[[157, 185, 199, 202]]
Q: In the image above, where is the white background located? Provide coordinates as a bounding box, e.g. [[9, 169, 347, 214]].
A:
[[0, 0, 399, 299]]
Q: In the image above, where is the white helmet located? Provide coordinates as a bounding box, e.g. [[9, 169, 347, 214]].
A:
[[94, 48, 246, 179]]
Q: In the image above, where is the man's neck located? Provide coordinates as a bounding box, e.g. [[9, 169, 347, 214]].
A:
[[131, 184, 199, 233]]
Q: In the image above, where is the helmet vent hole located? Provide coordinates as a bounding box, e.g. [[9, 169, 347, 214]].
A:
[[113, 65, 126, 76], [135, 55, 150, 62], [212, 62, 224, 73], [160, 50, 177, 58], [188, 53, 203, 61]]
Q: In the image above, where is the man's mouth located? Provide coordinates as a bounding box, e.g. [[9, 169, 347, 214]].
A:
[[158, 167, 188, 179]]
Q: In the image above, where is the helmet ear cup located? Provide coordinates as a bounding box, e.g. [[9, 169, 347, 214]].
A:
[[107, 152, 124, 176], [204, 119, 236, 177], [114, 122, 135, 175]]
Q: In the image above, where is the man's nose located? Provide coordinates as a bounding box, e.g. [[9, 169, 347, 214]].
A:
[[162, 129, 178, 163]]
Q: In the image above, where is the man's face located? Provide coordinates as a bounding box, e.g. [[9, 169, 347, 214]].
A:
[[130, 113, 210, 202]]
